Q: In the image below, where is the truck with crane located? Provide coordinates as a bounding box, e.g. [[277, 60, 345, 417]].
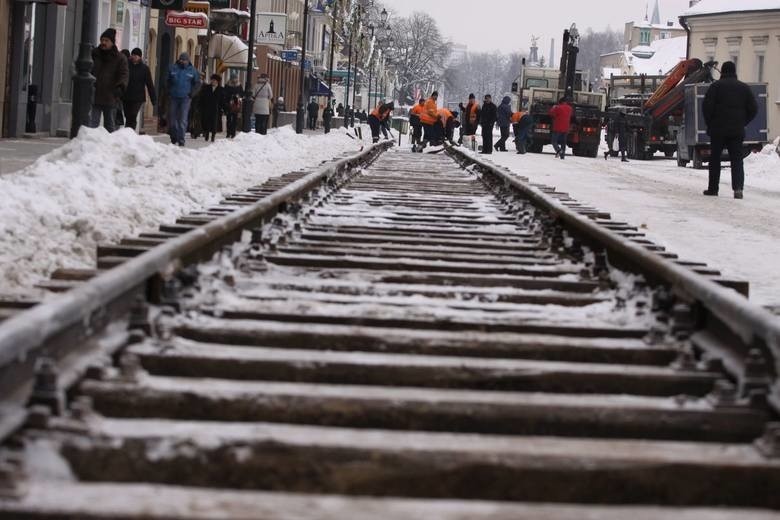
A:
[[514, 25, 606, 158]]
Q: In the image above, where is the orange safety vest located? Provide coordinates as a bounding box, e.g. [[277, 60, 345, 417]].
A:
[[371, 105, 390, 120], [438, 107, 453, 123], [420, 98, 439, 125], [511, 111, 526, 124], [410, 104, 424, 116], [465, 101, 480, 125]]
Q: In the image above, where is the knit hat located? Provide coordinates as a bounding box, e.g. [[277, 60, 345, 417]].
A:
[[468, 93, 475, 99], [721, 61, 737, 77], [179, 52, 190, 62], [100, 28, 116, 44], [131, 47, 142, 57]]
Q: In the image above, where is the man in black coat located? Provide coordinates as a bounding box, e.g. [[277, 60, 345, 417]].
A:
[[702, 61, 758, 199], [480, 94, 497, 154], [124, 48, 156, 133], [307, 98, 319, 130], [90, 28, 128, 132]]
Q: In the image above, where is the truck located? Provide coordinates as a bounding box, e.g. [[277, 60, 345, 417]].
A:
[[676, 82, 769, 169], [606, 74, 679, 159], [607, 59, 713, 160], [518, 25, 606, 158]]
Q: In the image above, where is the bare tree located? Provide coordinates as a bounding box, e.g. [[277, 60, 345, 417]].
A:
[[386, 12, 450, 103]]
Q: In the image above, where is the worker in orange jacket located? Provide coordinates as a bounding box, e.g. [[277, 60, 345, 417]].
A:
[[416, 91, 440, 151], [409, 98, 425, 148], [438, 107, 460, 146], [511, 109, 533, 154], [368, 101, 393, 143]]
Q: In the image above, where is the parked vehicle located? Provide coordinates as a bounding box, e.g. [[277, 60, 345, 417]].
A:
[[677, 82, 769, 169]]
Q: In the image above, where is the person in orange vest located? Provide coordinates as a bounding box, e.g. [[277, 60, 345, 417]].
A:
[[462, 93, 480, 147], [511, 109, 533, 154], [409, 98, 425, 148], [368, 101, 393, 143], [417, 91, 440, 151], [438, 107, 460, 146]]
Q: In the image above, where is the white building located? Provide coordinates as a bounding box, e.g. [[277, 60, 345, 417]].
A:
[[680, 0, 780, 140]]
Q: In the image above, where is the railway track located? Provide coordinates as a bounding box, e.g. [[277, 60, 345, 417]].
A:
[[1, 142, 779, 518]]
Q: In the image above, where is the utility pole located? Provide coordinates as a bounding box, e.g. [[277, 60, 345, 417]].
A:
[[326, 0, 338, 114], [295, 0, 310, 133], [70, 0, 97, 138], [242, 0, 258, 132], [367, 24, 374, 111], [351, 32, 362, 126]]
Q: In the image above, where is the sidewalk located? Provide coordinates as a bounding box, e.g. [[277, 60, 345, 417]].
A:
[[0, 125, 331, 176]]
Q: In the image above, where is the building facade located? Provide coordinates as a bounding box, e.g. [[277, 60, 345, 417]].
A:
[[680, 3, 780, 140]]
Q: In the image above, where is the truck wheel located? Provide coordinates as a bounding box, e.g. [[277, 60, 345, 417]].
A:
[[588, 147, 599, 158], [677, 157, 688, 168], [664, 149, 675, 159]]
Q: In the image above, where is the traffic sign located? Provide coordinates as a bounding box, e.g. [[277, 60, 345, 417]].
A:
[[281, 50, 298, 61], [303, 59, 311, 70]]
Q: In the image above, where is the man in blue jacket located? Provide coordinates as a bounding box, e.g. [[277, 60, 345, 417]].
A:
[[167, 52, 201, 146], [495, 96, 513, 151]]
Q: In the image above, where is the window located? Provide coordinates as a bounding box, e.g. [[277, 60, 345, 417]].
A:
[[757, 55, 764, 82], [526, 79, 548, 89], [730, 55, 738, 69], [640, 29, 651, 45]]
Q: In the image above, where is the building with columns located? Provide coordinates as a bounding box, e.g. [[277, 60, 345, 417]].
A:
[[680, 0, 780, 140]]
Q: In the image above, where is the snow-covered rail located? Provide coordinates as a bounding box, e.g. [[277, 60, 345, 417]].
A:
[[0, 144, 779, 518]]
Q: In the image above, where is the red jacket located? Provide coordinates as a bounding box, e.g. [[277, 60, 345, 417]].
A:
[[549, 102, 573, 133]]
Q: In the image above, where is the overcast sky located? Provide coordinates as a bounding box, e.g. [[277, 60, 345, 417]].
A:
[[381, 0, 692, 55]]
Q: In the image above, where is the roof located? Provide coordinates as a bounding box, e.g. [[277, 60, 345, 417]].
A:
[[627, 36, 687, 76], [683, 0, 780, 16]]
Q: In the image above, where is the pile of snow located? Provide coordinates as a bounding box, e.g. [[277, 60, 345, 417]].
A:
[[0, 126, 364, 294], [744, 136, 780, 181], [684, 0, 780, 16]]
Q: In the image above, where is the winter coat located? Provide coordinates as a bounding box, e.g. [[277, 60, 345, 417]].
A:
[[252, 82, 273, 115], [199, 84, 224, 133], [323, 106, 334, 122], [549, 102, 573, 133], [307, 101, 320, 118], [497, 96, 512, 128], [91, 46, 129, 106], [420, 97, 439, 125], [480, 101, 497, 127], [371, 103, 392, 120], [463, 101, 480, 134], [224, 83, 244, 114], [167, 62, 200, 99], [409, 103, 424, 126], [125, 61, 156, 104], [703, 72, 758, 138], [336, 104, 344, 116]]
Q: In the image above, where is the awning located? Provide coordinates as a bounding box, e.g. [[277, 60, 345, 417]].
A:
[[312, 80, 332, 97], [209, 34, 249, 68]]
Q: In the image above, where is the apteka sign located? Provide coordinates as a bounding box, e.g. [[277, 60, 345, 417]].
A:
[[255, 12, 286, 45]]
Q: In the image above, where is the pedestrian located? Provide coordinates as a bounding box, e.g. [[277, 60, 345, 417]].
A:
[[223, 73, 243, 138], [511, 110, 533, 154], [702, 61, 758, 199], [479, 94, 497, 154], [89, 28, 128, 133], [199, 74, 224, 143], [166, 52, 200, 146], [368, 101, 393, 143], [188, 71, 207, 139], [273, 96, 285, 128], [409, 98, 425, 148], [549, 96, 573, 159], [123, 48, 156, 133], [336, 103, 345, 117], [418, 91, 440, 151], [617, 112, 629, 162], [115, 49, 131, 127], [462, 93, 480, 150], [307, 98, 319, 130], [495, 95, 513, 151], [323, 102, 334, 133], [252, 72, 273, 135]]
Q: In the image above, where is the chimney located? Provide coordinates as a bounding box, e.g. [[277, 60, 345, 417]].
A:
[[549, 38, 555, 67]]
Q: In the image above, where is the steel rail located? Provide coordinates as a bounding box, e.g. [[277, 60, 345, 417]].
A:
[[0, 141, 392, 400], [447, 145, 780, 409]]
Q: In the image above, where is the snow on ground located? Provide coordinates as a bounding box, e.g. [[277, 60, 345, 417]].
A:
[[480, 137, 780, 307], [0, 125, 365, 295]]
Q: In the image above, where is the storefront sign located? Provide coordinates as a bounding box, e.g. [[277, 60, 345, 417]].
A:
[[165, 11, 208, 28], [185, 0, 209, 14], [255, 12, 286, 45]]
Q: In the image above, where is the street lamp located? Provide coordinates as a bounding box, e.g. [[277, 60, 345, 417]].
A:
[[295, 0, 311, 134], [242, 0, 258, 133], [367, 24, 374, 111], [380, 7, 388, 24], [326, 0, 340, 120], [351, 31, 364, 126]]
